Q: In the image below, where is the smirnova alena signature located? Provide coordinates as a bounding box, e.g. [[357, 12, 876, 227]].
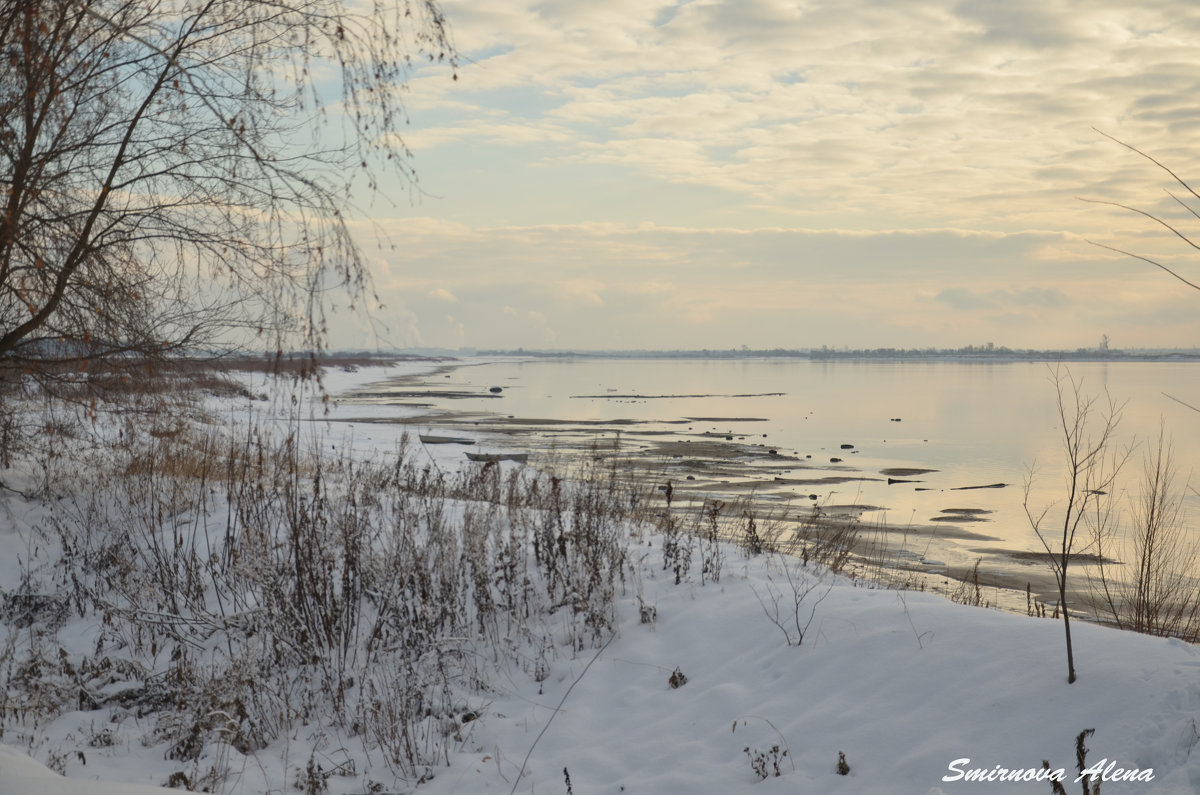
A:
[[943, 758, 1154, 784]]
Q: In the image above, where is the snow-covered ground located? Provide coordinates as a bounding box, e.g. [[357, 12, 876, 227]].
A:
[[3, 362, 1200, 794]]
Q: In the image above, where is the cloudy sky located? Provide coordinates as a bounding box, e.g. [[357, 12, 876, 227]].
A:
[[336, 0, 1200, 351]]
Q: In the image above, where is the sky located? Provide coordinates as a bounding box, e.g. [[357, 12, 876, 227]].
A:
[[333, 0, 1200, 351]]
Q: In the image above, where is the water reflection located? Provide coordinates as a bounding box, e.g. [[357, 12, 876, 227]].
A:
[[343, 357, 1200, 606]]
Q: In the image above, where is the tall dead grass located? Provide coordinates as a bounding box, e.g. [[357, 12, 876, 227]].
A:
[[2, 414, 646, 787], [1089, 426, 1200, 641]]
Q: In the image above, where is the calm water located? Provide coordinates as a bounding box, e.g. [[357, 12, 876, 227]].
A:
[[350, 357, 1200, 597]]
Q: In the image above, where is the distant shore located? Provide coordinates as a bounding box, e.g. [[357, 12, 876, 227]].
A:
[[464, 346, 1200, 362]]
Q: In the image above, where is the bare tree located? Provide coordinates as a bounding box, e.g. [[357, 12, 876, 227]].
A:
[[0, 0, 454, 379], [1024, 367, 1127, 683]]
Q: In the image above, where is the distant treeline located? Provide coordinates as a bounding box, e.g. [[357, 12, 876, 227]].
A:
[[472, 345, 1200, 362]]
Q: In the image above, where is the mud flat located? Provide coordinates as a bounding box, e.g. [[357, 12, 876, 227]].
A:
[[880, 467, 938, 477], [571, 392, 786, 399], [930, 508, 994, 523], [333, 360, 1074, 615]]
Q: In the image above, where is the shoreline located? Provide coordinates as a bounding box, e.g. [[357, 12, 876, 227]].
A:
[[327, 357, 1087, 618]]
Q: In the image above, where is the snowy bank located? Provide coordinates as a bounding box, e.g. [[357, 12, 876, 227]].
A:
[[425, 554, 1200, 794], [0, 744, 176, 794], [2, 361, 1199, 795]]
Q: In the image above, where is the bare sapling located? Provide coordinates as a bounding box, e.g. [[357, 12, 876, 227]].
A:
[[751, 552, 832, 647], [1024, 367, 1128, 683]]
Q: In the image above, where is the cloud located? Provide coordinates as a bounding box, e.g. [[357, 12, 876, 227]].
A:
[[935, 287, 1070, 310], [399, 0, 1200, 236], [560, 279, 606, 306], [329, 3, 1200, 351], [317, 218, 1200, 351]]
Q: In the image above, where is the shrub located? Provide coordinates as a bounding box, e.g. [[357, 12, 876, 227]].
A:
[[744, 745, 788, 780]]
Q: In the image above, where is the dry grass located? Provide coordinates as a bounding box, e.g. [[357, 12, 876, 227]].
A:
[[1089, 427, 1200, 641], [1, 396, 663, 786]]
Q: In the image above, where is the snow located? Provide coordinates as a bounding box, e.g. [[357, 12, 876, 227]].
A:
[[3, 360, 1200, 794], [0, 743, 180, 794], [419, 569, 1200, 794]]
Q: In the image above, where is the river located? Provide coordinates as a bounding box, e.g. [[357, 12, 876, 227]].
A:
[[342, 356, 1200, 609]]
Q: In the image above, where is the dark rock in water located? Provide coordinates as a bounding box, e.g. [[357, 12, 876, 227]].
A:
[[840, 443, 855, 450], [829, 457, 843, 463], [726, 435, 733, 441], [881, 467, 938, 477], [809, 494, 818, 500], [932, 508, 992, 523], [768, 449, 778, 455], [806, 454, 812, 459], [890, 417, 902, 422], [686, 475, 695, 481], [489, 386, 503, 394]]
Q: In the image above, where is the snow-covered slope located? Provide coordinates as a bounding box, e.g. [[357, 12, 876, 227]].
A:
[[425, 558, 1200, 794], [0, 744, 176, 794], [2, 361, 1199, 794]]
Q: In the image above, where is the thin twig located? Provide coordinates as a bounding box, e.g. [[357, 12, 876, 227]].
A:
[[1162, 391, 1200, 415], [509, 632, 616, 795], [1080, 128, 1200, 292], [1083, 237, 1200, 293], [1093, 127, 1200, 206]]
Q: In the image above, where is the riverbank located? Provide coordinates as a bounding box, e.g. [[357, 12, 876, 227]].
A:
[[2, 360, 1199, 793], [331, 357, 1115, 615]]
